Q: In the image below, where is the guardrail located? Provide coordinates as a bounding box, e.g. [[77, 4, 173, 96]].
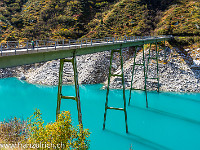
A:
[[0, 35, 172, 56]]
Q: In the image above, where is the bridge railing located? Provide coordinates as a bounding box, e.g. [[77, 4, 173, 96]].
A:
[[0, 35, 172, 56]]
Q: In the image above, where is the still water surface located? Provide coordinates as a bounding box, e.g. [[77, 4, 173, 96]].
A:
[[0, 78, 200, 150]]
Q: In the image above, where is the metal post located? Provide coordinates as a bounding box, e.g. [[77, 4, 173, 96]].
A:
[[143, 44, 148, 108], [145, 44, 151, 108], [47, 41, 48, 51], [129, 47, 137, 106], [156, 42, 160, 93], [1, 43, 2, 56], [56, 59, 64, 120], [103, 49, 128, 133], [7, 41, 8, 49], [164, 39, 167, 63], [120, 49, 128, 133], [62, 39, 64, 49], [18, 41, 19, 48], [72, 54, 82, 126], [36, 40, 38, 52], [103, 50, 113, 131], [69, 39, 71, 49], [80, 39, 82, 48], [27, 41, 28, 53], [91, 39, 92, 46], [56, 56, 83, 128], [55, 41, 56, 50], [145, 41, 160, 103], [128, 45, 148, 108], [15, 43, 16, 55]]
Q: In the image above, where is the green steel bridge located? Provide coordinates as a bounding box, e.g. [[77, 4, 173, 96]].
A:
[[0, 35, 172, 133]]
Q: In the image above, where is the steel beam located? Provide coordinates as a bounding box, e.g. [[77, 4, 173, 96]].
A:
[[0, 37, 170, 69]]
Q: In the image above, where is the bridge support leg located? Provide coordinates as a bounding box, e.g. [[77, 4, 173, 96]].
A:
[[56, 54, 83, 127], [103, 48, 128, 133], [163, 39, 167, 63], [146, 42, 160, 93], [156, 43, 160, 93], [129, 45, 148, 108]]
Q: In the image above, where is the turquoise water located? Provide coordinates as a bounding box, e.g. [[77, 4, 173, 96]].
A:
[[0, 78, 200, 150]]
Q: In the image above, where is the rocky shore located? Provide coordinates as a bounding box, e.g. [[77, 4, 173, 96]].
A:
[[105, 47, 200, 92], [1, 46, 200, 92]]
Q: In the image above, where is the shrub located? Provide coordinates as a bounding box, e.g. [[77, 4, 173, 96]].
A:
[[27, 109, 90, 150], [0, 109, 90, 150], [0, 117, 27, 144]]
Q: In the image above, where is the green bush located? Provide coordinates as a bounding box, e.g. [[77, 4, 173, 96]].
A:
[[27, 109, 90, 150]]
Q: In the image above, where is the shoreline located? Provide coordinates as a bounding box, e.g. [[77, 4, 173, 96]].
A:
[[0, 47, 200, 93], [2, 77, 200, 94]]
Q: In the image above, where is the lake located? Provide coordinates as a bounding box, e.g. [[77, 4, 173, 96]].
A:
[[0, 78, 200, 150]]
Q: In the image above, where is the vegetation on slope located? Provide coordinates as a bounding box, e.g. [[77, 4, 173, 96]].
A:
[[1, 0, 200, 47], [0, 0, 27, 41], [21, 0, 84, 40], [84, 0, 178, 38], [85, 0, 151, 38], [155, 0, 200, 46], [85, 0, 200, 47], [0, 0, 84, 41], [0, 0, 114, 41]]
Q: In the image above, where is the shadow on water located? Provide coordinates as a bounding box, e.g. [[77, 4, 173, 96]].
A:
[[129, 105, 200, 125], [150, 91, 200, 104], [104, 129, 170, 150]]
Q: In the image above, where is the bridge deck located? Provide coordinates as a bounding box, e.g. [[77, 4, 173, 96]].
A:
[[0, 36, 171, 69]]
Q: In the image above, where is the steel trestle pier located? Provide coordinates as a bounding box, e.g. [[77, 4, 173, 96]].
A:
[[0, 35, 171, 133], [103, 48, 128, 133], [56, 54, 82, 128]]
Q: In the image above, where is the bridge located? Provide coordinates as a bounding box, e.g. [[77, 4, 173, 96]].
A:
[[0, 35, 172, 133]]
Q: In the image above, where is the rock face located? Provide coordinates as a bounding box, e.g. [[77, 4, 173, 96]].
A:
[[25, 52, 111, 85], [1, 47, 200, 93], [104, 47, 200, 92], [24, 50, 131, 85]]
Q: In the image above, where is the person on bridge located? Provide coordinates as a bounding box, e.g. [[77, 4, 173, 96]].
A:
[[31, 40, 35, 49]]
